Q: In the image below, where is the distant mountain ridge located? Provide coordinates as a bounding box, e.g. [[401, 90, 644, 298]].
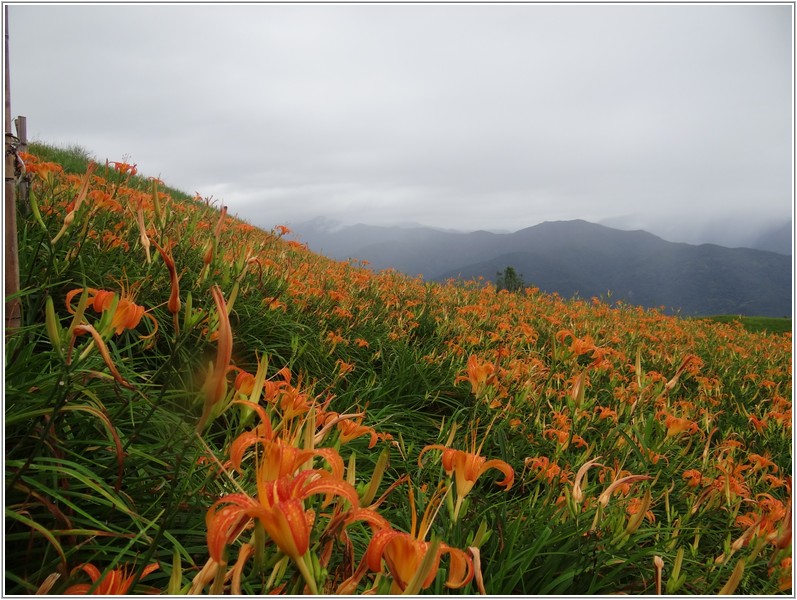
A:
[[598, 214, 792, 256], [289, 218, 793, 317]]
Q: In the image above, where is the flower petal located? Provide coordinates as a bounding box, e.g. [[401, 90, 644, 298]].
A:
[[258, 498, 309, 560], [206, 494, 257, 561], [442, 544, 474, 589]]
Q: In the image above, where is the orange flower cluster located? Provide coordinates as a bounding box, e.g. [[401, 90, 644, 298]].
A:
[[197, 385, 509, 594], [62, 562, 159, 595]]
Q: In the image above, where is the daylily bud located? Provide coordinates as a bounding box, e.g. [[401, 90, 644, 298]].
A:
[[718, 558, 745, 595], [65, 287, 90, 342], [470, 519, 491, 549], [196, 286, 233, 432], [599, 475, 652, 508], [45, 296, 63, 359], [625, 488, 652, 535], [28, 190, 48, 232], [361, 447, 390, 507], [135, 204, 151, 264], [167, 550, 183, 595], [72, 324, 134, 389], [152, 238, 181, 332], [51, 162, 95, 244], [653, 555, 664, 595], [573, 457, 603, 505]]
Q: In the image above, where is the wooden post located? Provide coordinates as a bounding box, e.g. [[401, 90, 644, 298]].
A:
[[13, 114, 25, 152], [14, 115, 27, 214], [5, 5, 21, 331]]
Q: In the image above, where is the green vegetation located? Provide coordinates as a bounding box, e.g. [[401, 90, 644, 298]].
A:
[[26, 141, 95, 173], [28, 140, 194, 202], [495, 265, 525, 293], [5, 143, 792, 595], [701, 315, 792, 334]]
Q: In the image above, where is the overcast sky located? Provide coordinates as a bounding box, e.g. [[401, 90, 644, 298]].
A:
[[6, 3, 793, 242]]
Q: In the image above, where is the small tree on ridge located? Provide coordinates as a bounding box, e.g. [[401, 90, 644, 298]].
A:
[[496, 266, 524, 293]]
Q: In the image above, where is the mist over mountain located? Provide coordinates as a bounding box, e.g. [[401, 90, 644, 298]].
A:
[[289, 218, 792, 317], [752, 221, 792, 256], [599, 213, 792, 256]]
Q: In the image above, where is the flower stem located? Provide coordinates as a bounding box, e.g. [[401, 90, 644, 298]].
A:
[[295, 553, 319, 595]]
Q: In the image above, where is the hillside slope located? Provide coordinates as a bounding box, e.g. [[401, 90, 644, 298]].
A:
[[7, 144, 792, 596]]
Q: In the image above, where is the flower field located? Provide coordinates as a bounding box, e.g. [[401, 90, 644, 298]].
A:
[[4, 143, 792, 594]]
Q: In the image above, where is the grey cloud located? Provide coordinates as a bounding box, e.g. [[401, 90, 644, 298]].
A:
[[7, 3, 792, 239]]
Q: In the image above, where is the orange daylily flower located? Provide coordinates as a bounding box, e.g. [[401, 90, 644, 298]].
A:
[[110, 161, 138, 177], [365, 529, 474, 594], [419, 432, 514, 520], [544, 427, 570, 446], [747, 453, 779, 473], [626, 496, 655, 523], [66, 286, 157, 337], [337, 415, 379, 448], [231, 433, 344, 483], [233, 369, 255, 397], [734, 493, 789, 541], [769, 557, 792, 592], [663, 414, 699, 439], [456, 354, 497, 398], [64, 562, 159, 594], [66, 287, 112, 314], [333, 508, 394, 594], [569, 335, 597, 357], [262, 367, 292, 402], [336, 359, 355, 377], [571, 434, 589, 449], [683, 469, 703, 488], [28, 160, 64, 184], [765, 474, 789, 489], [525, 455, 565, 485], [748, 413, 768, 433], [278, 385, 312, 421], [714, 459, 753, 503], [363, 486, 474, 594], [206, 470, 359, 565], [318, 411, 380, 449], [110, 297, 147, 335], [595, 406, 618, 422], [326, 330, 346, 347]]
